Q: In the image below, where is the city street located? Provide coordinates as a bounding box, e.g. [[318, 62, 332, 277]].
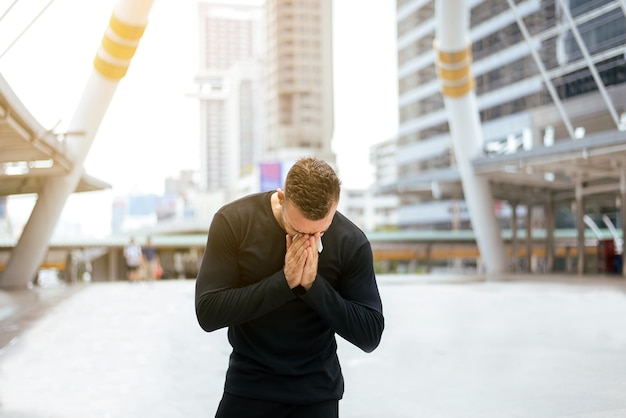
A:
[[0, 274, 626, 417]]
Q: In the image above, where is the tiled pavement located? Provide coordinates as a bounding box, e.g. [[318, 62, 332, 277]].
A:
[[0, 274, 625, 417]]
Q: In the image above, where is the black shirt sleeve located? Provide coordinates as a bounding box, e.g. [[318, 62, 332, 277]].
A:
[[195, 212, 295, 332], [299, 240, 384, 353]]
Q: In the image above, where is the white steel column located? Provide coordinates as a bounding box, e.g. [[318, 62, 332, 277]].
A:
[[511, 202, 519, 272], [545, 195, 555, 273], [557, 0, 622, 130], [506, 0, 576, 139], [575, 180, 585, 275], [434, 0, 507, 276], [0, 0, 155, 289], [525, 204, 533, 272]]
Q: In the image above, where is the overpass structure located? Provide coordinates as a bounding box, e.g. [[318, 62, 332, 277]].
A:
[[1, 1, 626, 287], [0, 227, 617, 284], [0, 76, 110, 197], [0, 0, 155, 288]]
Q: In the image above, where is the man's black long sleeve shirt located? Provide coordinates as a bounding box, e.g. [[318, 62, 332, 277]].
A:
[[195, 191, 384, 404]]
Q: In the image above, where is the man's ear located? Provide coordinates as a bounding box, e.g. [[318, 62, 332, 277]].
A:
[[277, 188, 284, 205]]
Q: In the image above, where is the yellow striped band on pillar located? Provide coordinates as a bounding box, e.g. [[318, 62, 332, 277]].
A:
[[93, 13, 147, 80], [433, 42, 475, 98]]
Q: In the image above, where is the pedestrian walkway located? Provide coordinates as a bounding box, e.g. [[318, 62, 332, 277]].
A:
[[0, 274, 626, 417]]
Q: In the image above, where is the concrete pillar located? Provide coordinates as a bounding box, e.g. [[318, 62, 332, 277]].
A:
[[565, 246, 573, 273], [65, 251, 77, 285], [526, 204, 533, 272], [108, 249, 119, 282]]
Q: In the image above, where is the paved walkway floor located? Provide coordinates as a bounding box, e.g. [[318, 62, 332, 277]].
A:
[[0, 274, 625, 417]]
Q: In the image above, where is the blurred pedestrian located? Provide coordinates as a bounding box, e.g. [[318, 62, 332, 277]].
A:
[[142, 236, 161, 280], [195, 157, 384, 417], [123, 237, 143, 282]]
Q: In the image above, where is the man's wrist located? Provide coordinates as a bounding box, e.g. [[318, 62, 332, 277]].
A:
[[291, 285, 307, 296]]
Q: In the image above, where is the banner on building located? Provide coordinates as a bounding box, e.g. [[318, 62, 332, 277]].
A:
[[260, 162, 282, 191]]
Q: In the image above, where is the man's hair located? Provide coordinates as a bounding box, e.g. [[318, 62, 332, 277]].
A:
[[284, 157, 341, 220]]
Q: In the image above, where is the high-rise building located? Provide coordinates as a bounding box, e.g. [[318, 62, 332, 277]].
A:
[[368, 138, 400, 231], [195, 1, 264, 194], [264, 0, 336, 164], [395, 0, 626, 229]]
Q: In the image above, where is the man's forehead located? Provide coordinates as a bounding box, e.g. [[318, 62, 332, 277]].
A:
[[284, 203, 334, 234]]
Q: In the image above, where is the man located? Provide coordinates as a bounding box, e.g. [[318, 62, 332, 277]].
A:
[[195, 157, 384, 418], [123, 237, 143, 282]]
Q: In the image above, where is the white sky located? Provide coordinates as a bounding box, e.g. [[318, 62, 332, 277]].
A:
[[0, 0, 398, 236]]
